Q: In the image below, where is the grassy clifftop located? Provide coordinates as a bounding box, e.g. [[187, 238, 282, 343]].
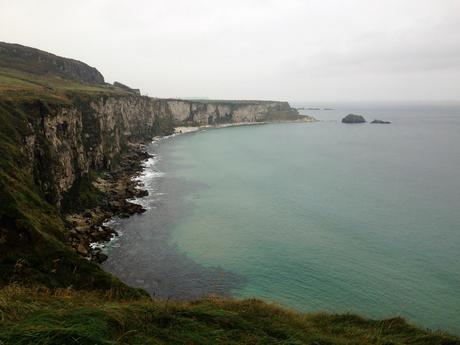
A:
[[0, 65, 130, 103], [0, 285, 457, 345], [0, 42, 104, 84], [0, 41, 134, 103]]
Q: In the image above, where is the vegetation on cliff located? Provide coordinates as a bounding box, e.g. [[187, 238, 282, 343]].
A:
[[0, 60, 164, 291], [0, 66, 129, 103], [0, 99, 146, 294], [0, 42, 105, 84], [0, 285, 457, 345]]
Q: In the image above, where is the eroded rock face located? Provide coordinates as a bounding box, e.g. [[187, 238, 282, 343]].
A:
[[158, 99, 299, 125], [42, 107, 86, 193]]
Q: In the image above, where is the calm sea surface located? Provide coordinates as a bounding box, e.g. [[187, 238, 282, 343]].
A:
[[104, 103, 460, 334]]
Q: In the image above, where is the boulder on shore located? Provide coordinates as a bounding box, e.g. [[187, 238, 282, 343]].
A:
[[342, 114, 366, 124], [371, 119, 391, 124]]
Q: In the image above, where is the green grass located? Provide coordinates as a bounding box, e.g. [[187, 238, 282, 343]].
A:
[[0, 67, 130, 103], [0, 285, 458, 345]]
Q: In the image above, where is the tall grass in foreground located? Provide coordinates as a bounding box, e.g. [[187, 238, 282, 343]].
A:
[[0, 285, 458, 345]]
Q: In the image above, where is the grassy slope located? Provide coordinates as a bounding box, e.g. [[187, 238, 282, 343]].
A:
[[0, 286, 458, 345], [0, 67, 130, 102]]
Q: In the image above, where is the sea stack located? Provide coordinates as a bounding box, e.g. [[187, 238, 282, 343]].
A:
[[371, 119, 391, 124], [342, 114, 366, 123]]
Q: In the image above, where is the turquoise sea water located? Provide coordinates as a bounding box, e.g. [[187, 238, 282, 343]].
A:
[[104, 103, 460, 334]]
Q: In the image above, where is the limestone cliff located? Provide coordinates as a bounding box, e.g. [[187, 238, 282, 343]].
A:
[[164, 99, 301, 124]]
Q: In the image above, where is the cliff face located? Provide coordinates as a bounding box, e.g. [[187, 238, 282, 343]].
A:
[[23, 96, 301, 206], [164, 99, 298, 124]]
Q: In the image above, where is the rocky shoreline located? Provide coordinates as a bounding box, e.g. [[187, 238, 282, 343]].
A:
[[65, 143, 152, 263], [65, 118, 317, 264]]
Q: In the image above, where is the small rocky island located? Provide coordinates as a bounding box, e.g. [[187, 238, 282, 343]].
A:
[[342, 114, 366, 123], [371, 119, 391, 124]]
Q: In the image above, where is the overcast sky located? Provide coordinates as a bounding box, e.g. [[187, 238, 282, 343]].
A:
[[1, 0, 459, 102]]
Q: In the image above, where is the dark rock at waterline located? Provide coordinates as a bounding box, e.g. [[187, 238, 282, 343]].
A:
[[371, 119, 391, 124], [126, 202, 146, 214], [77, 243, 89, 256], [89, 225, 117, 242], [91, 249, 108, 264], [342, 114, 366, 123], [136, 189, 149, 198], [64, 143, 152, 264]]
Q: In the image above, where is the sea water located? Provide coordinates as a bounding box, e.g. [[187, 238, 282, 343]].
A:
[[104, 102, 460, 334]]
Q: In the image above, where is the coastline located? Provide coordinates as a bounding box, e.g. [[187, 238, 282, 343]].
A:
[[65, 142, 154, 263], [71, 123, 271, 260], [68, 119, 316, 263], [174, 117, 316, 135], [24, 114, 460, 337], [102, 117, 460, 335], [174, 121, 269, 135]]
